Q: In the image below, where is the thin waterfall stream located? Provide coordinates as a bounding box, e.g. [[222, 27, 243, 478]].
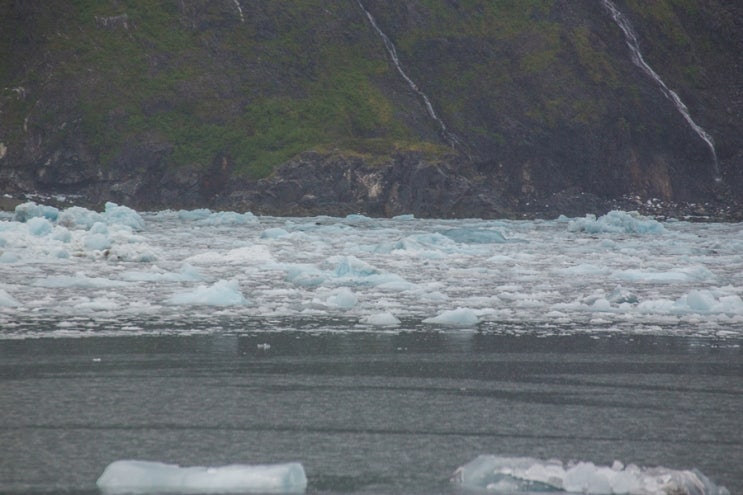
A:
[[356, 0, 462, 151], [230, 0, 244, 23], [601, 0, 721, 181]]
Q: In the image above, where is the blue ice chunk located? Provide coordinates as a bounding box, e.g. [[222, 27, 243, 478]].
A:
[[392, 214, 415, 221], [452, 455, 730, 495], [284, 264, 326, 287], [178, 208, 213, 220], [441, 228, 507, 244], [165, 280, 247, 306], [345, 213, 373, 223], [568, 210, 665, 234], [58, 206, 104, 229], [104, 202, 146, 230], [13, 202, 59, 222], [26, 217, 53, 236], [97, 460, 307, 494], [333, 256, 380, 277], [51, 225, 72, 242], [261, 227, 290, 239], [201, 211, 258, 225], [84, 233, 112, 251], [324, 287, 358, 310]]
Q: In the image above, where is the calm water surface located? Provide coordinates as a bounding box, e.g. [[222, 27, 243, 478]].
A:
[[0, 330, 741, 494]]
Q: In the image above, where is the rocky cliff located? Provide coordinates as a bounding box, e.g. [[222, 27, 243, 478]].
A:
[[1, 0, 742, 217]]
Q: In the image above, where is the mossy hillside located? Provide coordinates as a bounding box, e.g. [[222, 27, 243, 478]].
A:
[[366, 0, 622, 152], [3, 0, 434, 178]]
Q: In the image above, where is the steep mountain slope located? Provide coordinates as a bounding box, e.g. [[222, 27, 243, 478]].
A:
[[1, 0, 741, 217]]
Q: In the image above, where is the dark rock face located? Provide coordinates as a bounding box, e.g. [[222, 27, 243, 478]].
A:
[[1, 1, 742, 217], [219, 151, 510, 219]]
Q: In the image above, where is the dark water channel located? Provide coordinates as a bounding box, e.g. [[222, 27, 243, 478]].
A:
[[0, 331, 741, 494]]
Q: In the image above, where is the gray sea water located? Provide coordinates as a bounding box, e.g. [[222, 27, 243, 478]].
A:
[[1, 332, 741, 494], [1, 204, 742, 493]]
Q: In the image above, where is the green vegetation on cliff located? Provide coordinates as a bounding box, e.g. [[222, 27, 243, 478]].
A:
[[1, 0, 741, 207]]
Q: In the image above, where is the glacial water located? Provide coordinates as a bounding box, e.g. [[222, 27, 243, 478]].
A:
[[1, 203, 742, 494]]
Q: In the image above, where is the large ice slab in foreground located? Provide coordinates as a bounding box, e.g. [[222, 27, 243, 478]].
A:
[[96, 460, 307, 494], [452, 455, 729, 495]]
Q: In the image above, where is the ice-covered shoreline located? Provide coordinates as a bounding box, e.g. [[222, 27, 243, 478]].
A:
[[2, 201, 743, 340]]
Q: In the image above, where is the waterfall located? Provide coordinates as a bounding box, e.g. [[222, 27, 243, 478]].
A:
[[601, 0, 721, 181], [231, 0, 245, 23], [356, 1, 462, 151]]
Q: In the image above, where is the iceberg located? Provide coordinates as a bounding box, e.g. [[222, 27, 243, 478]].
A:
[[103, 202, 146, 230], [165, 279, 248, 306], [96, 460, 307, 494], [452, 455, 729, 495], [13, 201, 59, 222], [423, 307, 480, 327], [568, 210, 665, 234], [361, 312, 401, 327], [26, 216, 53, 236]]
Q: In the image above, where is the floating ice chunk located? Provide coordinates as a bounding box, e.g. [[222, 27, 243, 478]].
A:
[[177, 208, 213, 220], [670, 290, 743, 315], [607, 285, 639, 304], [201, 211, 258, 225], [441, 228, 507, 244], [58, 206, 104, 229], [568, 210, 665, 234], [452, 455, 730, 495], [0, 288, 20, 307], [26, 216, 53, 236], [165, 280, 247, 306], [423, 307, 480, 327], [361, 312, 401, 327], [74, 296, 120, 311], [261, 227, 290, 239], [96, 460, 307, 494], [186, 245, 273, 264], [84, 232, 112, 251], [392, 213, 415, 220], [345, 213, 373, 223], [332, 255, 379, 277], [323, 287, 358, 310], [284, 264, 326, 287], [103, 202, 146, 230], [51, 225, 72, 242], [13, 201, 59, 222]]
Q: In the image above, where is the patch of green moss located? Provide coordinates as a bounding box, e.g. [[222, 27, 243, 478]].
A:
[[569, 26, 619, 87]]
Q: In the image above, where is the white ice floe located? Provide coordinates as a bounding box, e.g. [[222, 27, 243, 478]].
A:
[[568, 210, 665, 234], [361, 312, 401, 327], [423, 307, 480, 327], [96, 460, 307, 494], [452, 455, 729, 495], [185, 245, 274, 264], [165, 279, 247, 306]]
